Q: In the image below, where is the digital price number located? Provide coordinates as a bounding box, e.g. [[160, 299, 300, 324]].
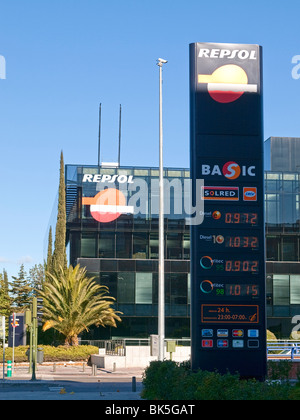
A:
[[224, 212, 258, 225], [200, 256, 259, 274], [225, 260, 259, 272], [211, 235, 259, 249], [226, 284, 259, 297], [210, 210, 259, 226], [200, 280, 259, 298], [225, 236, 258, 248]]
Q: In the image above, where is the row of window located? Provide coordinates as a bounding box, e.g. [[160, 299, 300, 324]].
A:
[[89, 271, 190, 307], [267, 274, 300, 306], [79, 232, 190, 260], [87, 271, 299, 318], [78, 231, 300, 263], [265, 193, 300, 229], [266, 236, 300, 262]]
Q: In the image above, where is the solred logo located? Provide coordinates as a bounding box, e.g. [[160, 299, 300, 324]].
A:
[[202, 186, 239, 201], [198, 64, 257, 103]]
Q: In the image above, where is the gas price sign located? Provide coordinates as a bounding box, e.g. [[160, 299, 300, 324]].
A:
[[190, 42, 267, 380]]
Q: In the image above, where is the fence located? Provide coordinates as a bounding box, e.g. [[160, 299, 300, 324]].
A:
[[267, 340, 300, 360], [79, 338, 191, 357], [81, 338, 300, 360]]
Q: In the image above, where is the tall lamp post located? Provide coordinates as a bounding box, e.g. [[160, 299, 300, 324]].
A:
[[157, 57, 168, 361]]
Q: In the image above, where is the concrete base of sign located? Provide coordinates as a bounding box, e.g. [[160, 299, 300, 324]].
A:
[[90, 345, 191, 370]]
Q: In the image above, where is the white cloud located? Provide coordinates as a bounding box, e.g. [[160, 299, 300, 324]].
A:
[[0, 257, 11, 263], [17, 256, 34, 264]]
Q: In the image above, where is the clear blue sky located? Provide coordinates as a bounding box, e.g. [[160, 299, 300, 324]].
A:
[[0, 0, 300, 279]]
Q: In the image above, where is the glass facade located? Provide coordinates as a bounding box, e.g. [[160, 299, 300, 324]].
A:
[[62, 163, 300, 339], [65, 165, 191, 339]]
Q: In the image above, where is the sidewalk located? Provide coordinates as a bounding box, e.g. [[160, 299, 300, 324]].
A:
[[0, 362, 145, 400], [2, 361, 145, 381]]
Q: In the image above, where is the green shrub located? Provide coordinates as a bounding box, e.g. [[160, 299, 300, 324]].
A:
[[141, 360, 294, 400], [0, 345, 99, 363]]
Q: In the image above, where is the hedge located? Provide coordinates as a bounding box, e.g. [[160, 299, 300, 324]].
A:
[[141, 360, 300, 400], [0, 345, 99, 363]]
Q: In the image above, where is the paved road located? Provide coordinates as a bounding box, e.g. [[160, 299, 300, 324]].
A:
[[0, 363, 145, 400]]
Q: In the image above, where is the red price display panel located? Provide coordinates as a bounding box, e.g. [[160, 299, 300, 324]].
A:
[[199, 229, 260, 252], [199, 255, 260, 275], [200, 206, 260, 229], [201, 304, 259, 324], [224, 212, 258, 226], [199, 280, 260, 300]]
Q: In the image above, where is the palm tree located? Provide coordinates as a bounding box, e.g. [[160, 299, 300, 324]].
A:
[[39, 264, 122, 346]]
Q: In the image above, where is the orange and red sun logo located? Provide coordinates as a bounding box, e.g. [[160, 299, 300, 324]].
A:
[[82, 188, 134, 223], [198, 64, 257, 103]]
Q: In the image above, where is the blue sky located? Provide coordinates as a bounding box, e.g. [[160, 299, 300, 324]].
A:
[[0, 0, 300, 279]]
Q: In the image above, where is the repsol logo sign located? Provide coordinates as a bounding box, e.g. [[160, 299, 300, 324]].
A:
[[198, 48, 257, 60], [82, 174, 134, 183], [201, 162, 256, 180]]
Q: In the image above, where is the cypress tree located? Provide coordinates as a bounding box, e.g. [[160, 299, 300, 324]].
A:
[[46, 226, 53, 276], [52, 151, 68, 271]]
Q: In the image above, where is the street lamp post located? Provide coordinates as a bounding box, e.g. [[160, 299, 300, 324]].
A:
[[157, 58, 168, 361]]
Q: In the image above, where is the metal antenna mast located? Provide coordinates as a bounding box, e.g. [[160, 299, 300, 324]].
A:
[[98, 103, 102, 167], [118, 104, 122, 166]]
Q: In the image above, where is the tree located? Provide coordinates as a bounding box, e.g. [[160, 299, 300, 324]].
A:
[[52, 151, 67, 272], [28, 264, 45, 295], [0, 270, 11, 318], [9, 264, 32, 311], [45, 226, 53, 278], [40, 264, 122, 346]]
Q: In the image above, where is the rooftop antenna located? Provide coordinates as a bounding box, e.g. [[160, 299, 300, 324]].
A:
[[118, 104, 122, 167], [97, 103, 102, 167]]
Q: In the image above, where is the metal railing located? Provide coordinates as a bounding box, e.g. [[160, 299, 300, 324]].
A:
[[267, 340, 300, 360], [81, 338, 300, 360], [79, 337, 191, 356]]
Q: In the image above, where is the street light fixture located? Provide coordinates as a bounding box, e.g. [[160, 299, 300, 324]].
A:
[[156, 57, 168, 361]]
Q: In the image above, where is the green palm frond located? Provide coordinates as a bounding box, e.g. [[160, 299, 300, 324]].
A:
[[39, 264, 122, 345]]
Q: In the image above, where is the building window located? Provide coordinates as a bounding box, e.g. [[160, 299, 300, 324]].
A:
[[150, 233, 159, 259], [266, 236, 281, 261], [170, 273, 187, 305], [117, 272, 135, 303], [135, 273, 152, 304], [282, 237, 298, 261], [116, 232, 132, 258], [183, 234, 190, 260], [290, 275, 300, 305], [133, 233, 149, 259], [99, 232, 115, 258], [167, 233, 182, 260], [265, 193, 280, 226], [100, 272, 117, 301], [81, 233, 97, 257], [273, 275, 290, 306]]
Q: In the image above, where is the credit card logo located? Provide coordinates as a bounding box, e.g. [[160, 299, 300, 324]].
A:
[[202, 340, 213, 348]]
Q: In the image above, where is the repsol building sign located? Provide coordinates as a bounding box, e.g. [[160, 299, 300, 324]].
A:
[[189, 42, 266, 380]]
